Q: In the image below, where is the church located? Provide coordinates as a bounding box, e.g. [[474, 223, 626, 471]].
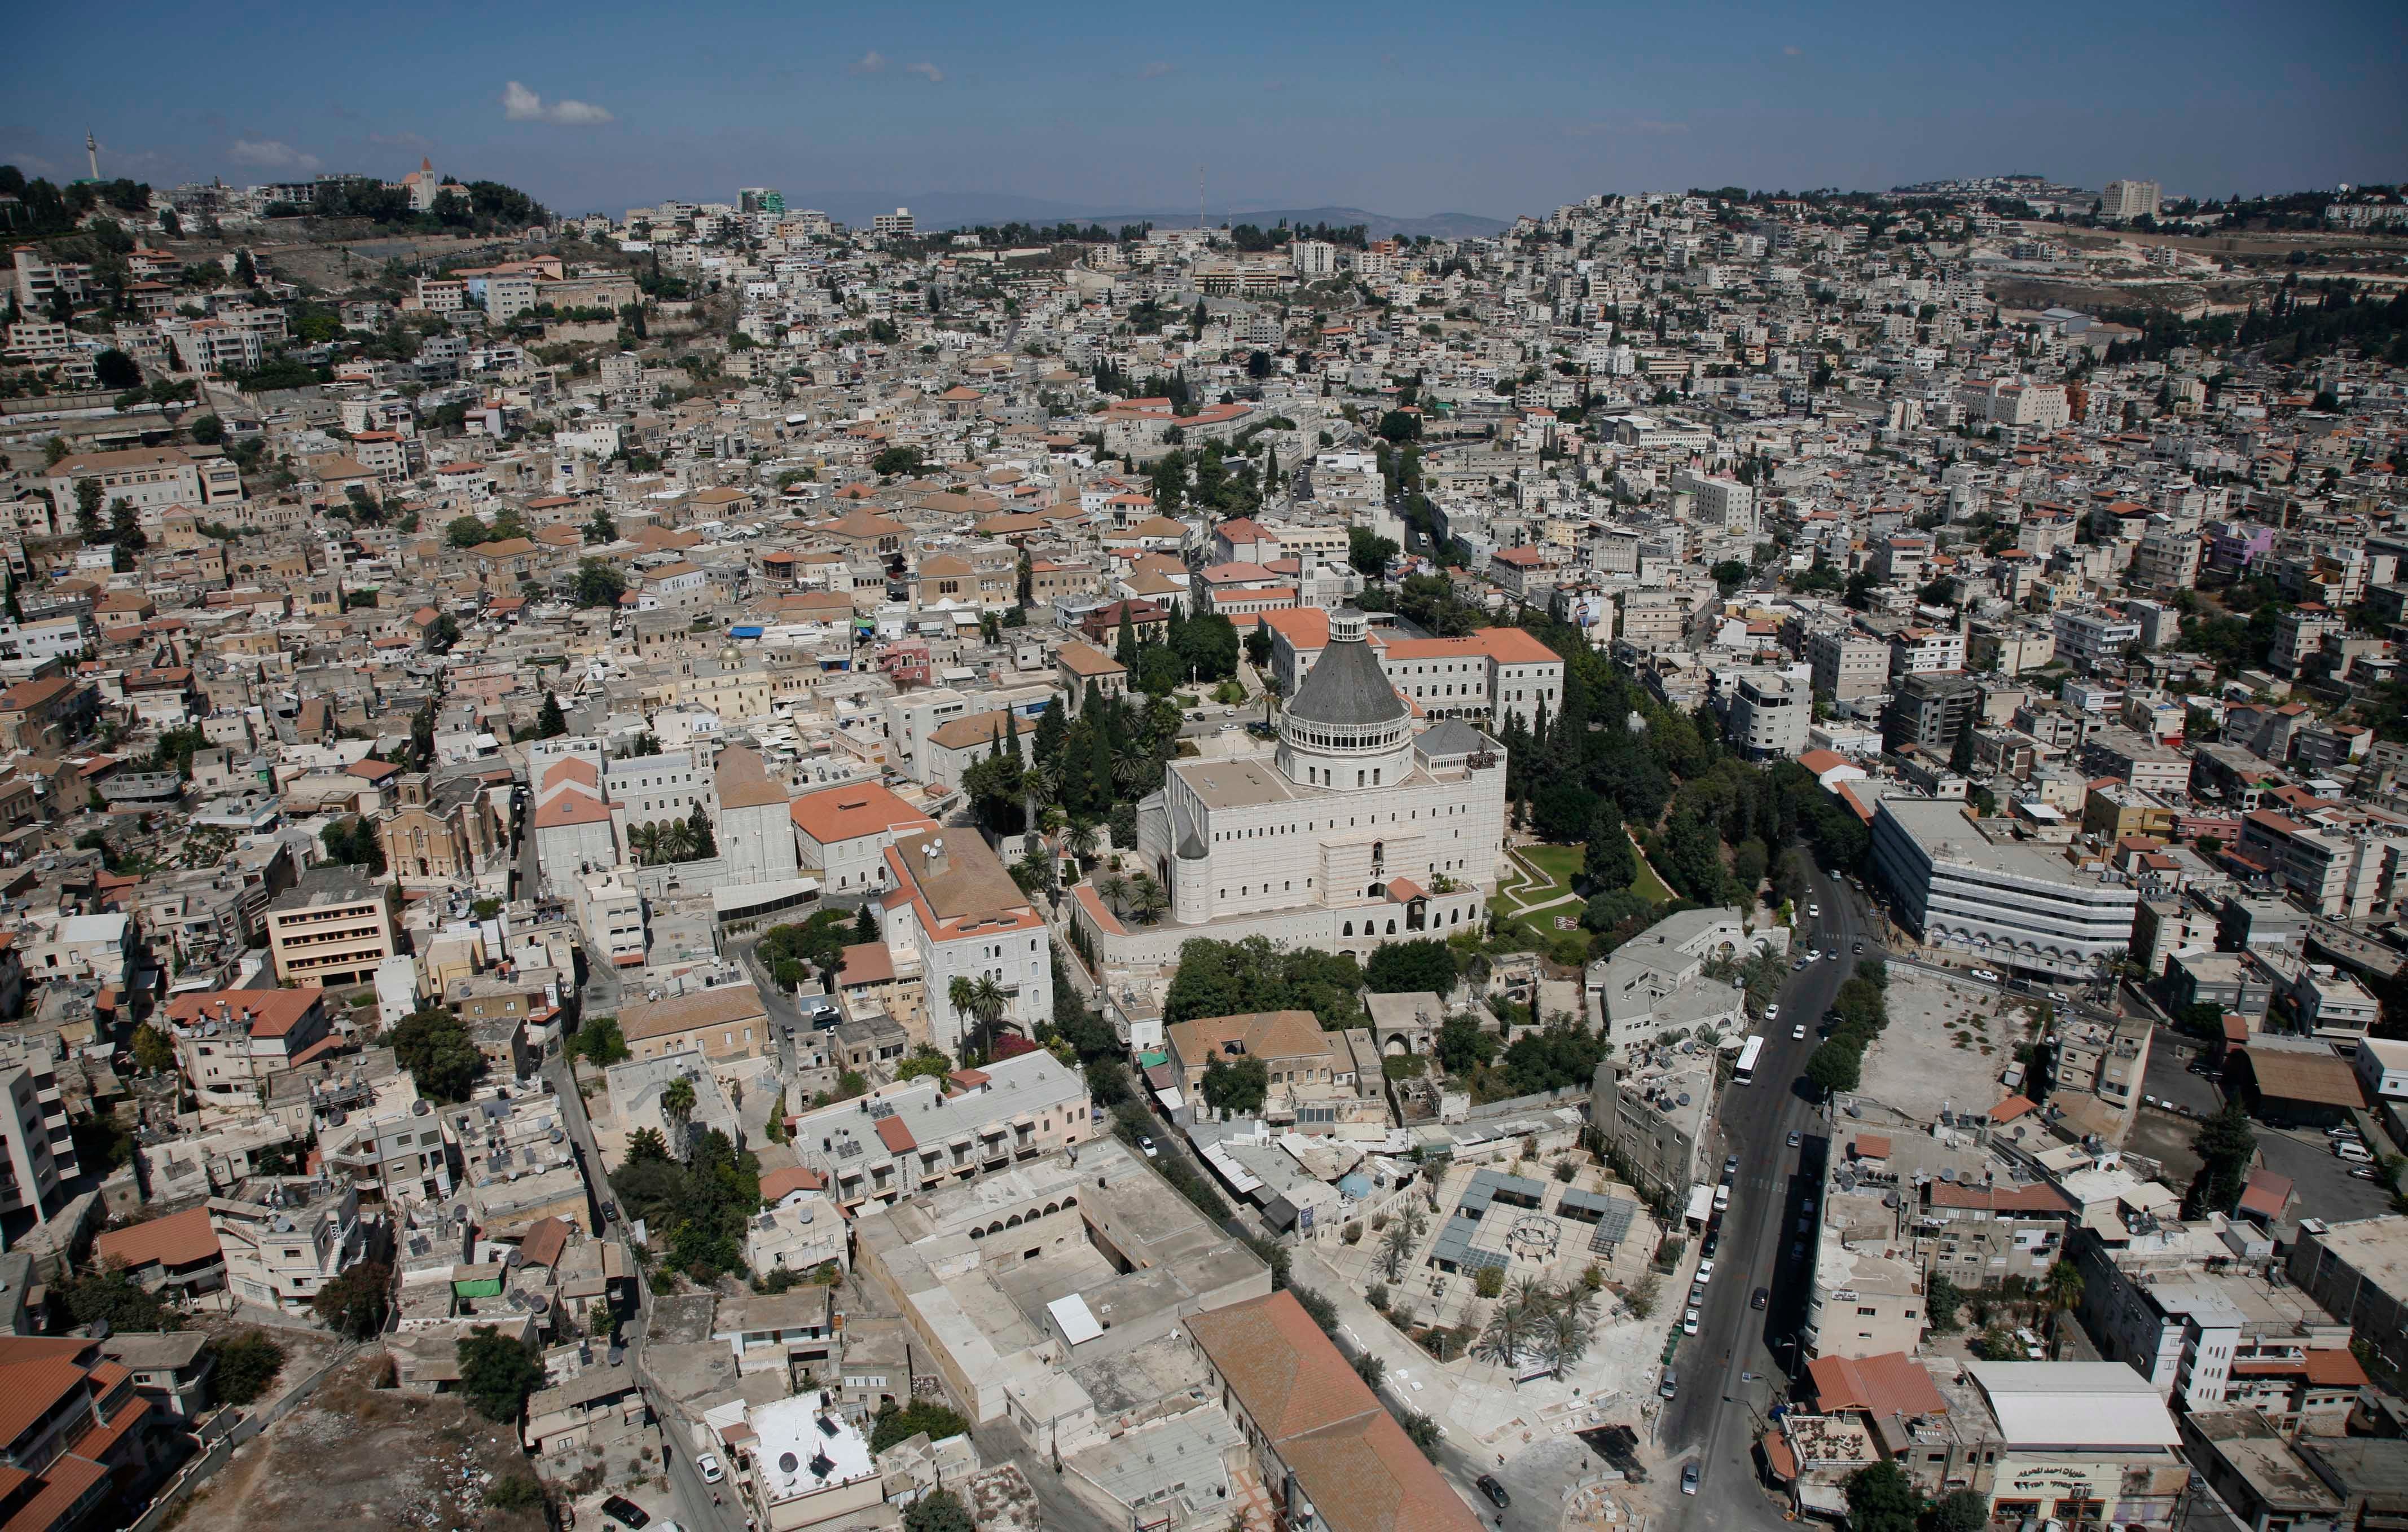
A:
[[1091, 609, 1509, 965]]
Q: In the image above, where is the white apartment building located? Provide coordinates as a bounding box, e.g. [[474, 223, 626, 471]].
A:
[[574, 868, 647, 972], [1888, 626, 1967, 680], [1871, 795, 2140, 978], [1725, 671, 1810, 760], [1291, 240, 1337, 278], [2103, 179, 2162, 221], [2054, 609, 2143, 672], [2238, 806, 2408, 921]]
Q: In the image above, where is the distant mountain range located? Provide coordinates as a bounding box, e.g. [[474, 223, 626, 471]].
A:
[[801, 191, 1509, 241]]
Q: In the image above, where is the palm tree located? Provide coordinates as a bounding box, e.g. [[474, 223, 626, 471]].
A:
[[628, 824, 661, 865], [947, 976, 977, 1030], [2043, 1259, 2084, 1341], [1111, 742, 1154, 794], [1100, 872, 1131, 917], [1378, 1220, 1416, 1283], [1025, 761, 1062, 812], [1473, 1296, 1533, 1370], [1510, 1275, 1557, 1320], [1129, 871, 1168, 926], [661, 818, 696, 862], [965, 975, 1009, 1057], [660, 1075, 696, 1160], [1541, 1304, 1594, 1372], [1066, 822, 1100, 866]]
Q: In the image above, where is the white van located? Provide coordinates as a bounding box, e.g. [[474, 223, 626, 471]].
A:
[[2336, 1140, 2374, 1164]]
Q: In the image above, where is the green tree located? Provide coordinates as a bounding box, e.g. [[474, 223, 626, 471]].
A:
[[535, 692, 568, 738], [187, 412, 224, 444], [313, 1260, 392, 1337], [2189, 1100, 2257, 1216], [573, 557, 627, 606], [1843, 1459, 1920, 1532], [131, 1023, 175, 1074], [74, 478, 103, 541], [1199, 1053, 1270, 1113], [1805, 1037, 1862, 1096], [390, 1009, 485, 1103], [446, 514, 490, 548], [1931, 1489, 1989, 1532], [1436, 1014, 1496, 1073], [1350, 526, 1399, 578], [574, 1015, 630, 1066], [1365, 939, 1458, 995], [869, 1399, 972, 1453], [205, 1331, 287, 1405], [1924, 1273, 1966, 1333], [584, 508, 617, 544], [895, 1045, 953, 1082], [60, 1261, 178, 1332], [457, 1324, 545, 1423], [903, 1490, 975, 1532], [94, 349, 140, 390], [686, 801, 716, 857]]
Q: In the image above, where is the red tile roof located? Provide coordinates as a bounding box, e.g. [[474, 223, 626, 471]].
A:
[[92, 1207, 221, 1271]]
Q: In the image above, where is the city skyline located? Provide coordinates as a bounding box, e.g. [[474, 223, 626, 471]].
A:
[[8, 0, 2407, 221]]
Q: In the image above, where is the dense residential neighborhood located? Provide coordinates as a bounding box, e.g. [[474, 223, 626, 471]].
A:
[[2, 142, 2408, 1532]]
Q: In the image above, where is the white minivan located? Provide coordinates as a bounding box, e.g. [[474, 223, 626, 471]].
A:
[[2336, 1140, 2375, 1164]]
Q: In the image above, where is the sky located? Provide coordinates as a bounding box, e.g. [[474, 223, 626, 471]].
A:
[[7, 1, 2406, 224]]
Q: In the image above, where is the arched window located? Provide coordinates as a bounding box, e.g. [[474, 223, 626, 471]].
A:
[[1007, 1213, 1023, 1228], [1371, 840, 1385, 868], [1342, 921, 1354, 937], [1385, 919, 1397, 935]]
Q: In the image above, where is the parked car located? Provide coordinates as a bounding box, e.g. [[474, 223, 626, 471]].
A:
[[601, 1497, 651, 1529], [1713, 1185, 1731, 1212], [2336, 1141, 2374, 1163], [1792, 1024, 1806, 1040], [1700, 1231, 1719, 1258], [1682, 1307, 1700, 1335], [1790, 1240, 1807, 1261], [1137, 1136, 1158, 1158], [2046, 990, 2071, 1003], [1681, 1461, 1700, 1495], [1698, 1257, 1715, 1282], [697, 1454, 724, 1485], [1660, 1369, 1678, 1399], [1477, 1475, 1510, 1509], [1765, 1003, 1781, 1022], [1724, 1154, 1741, 1176], [1689, 1281, 1707, 1306], [2349, 1165, 2381, 1181], [1751, 1287, 1769, 1310], [1971, 968, 2001, 983], [1786, 1130, 1803, 1148], [2326, 1125, 2362, 1139]]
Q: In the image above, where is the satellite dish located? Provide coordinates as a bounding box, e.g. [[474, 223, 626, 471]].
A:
[[778, 1452, 799, 1475]]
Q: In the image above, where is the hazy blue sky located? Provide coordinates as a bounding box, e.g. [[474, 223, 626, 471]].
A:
[[8, 1, 2404, 221]]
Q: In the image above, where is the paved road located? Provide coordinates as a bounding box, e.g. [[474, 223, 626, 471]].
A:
[[1657, 866, 1873, 1532]]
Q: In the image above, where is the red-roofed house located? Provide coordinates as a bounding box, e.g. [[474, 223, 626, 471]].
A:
[[92, 1208, 226, 1308], [160, 988, 333, 1117], [790, 783, 937, 896], [0, 1335, 167, 1532]]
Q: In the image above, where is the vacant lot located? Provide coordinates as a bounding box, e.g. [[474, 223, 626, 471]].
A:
[[1858, 966, 2023, 1122], [175, 1350, 547, 1532]]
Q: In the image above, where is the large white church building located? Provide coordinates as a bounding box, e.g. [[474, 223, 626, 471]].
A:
[[1084, 609, 1510, 965]]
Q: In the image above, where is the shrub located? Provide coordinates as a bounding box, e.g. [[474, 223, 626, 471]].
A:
[[1473, 1266, 1505, 1298], [205, 1331, 287, 1405]]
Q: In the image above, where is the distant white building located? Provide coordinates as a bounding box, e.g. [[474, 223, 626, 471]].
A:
[[2102, 179, 2161, 221]]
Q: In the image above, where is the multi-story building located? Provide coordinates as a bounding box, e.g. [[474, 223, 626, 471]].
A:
[[1882, 673, 1982, 758], [0, 1333, 172, 1532], [208, 1177, 370, 1314], [1807, 627, 1892, 701], [880, 825, 1052, 1054], [322, 1104, 455, 1207], [43, 445, 243, 517], [786, 1049, 1089, 1213], [2053, 608, 2142, 672], [263, 864, 397, 987], [2102, 179, 2161, 221], [162, 987, 339, 1119], [2285, 1217, 2408, 1377], [1871, 794, 2141, 979], [0, 1046, 80, 1220], [573, 868, 647, 972], [2237, 804, 2408, 919], [1724, 671, 1809, 759], [1888, 625, 1967, 680], [789, 781, 938, 898]]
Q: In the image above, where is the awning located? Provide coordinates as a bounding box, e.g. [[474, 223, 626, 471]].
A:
[[1047, 1294, 1104, 1346], [1154, 1086, 1186, 1112]]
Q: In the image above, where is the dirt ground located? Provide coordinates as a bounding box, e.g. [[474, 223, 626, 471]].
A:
[[173, 1350, 546, 1532]]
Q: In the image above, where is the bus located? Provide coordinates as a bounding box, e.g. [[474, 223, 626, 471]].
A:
[[1733, 1035, 1765, 1085]]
